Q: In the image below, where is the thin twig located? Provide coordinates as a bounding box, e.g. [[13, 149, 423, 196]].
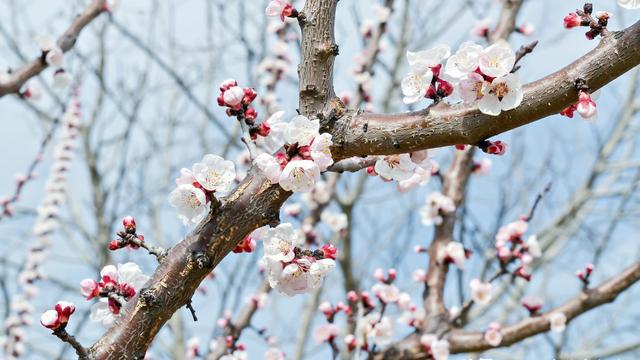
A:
[[52, 328, 89, 360]]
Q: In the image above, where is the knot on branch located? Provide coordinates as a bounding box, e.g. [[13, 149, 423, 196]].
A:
[[139, 288, 159, 308], [190, 251, 213, 270], [574, 77, 590, 92]]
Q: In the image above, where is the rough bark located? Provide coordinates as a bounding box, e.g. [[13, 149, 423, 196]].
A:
[[86, 9, 640, 360], [330, 21, 640, 160]]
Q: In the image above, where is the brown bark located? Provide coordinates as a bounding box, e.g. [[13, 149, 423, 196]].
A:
[[86, 7, 640, 360], [374, 261, 640, 359], [0, 0, 107, 97], [330, 21, 640, 160]]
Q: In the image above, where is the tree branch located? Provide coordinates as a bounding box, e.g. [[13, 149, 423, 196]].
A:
[[0, 0, 106, 97], [449, 261, 640, 353], [330, 21, 640, 160]]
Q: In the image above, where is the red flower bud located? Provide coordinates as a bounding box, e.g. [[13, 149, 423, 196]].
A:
[[123, 216, 136, 233], [563, 13, 582, 29]]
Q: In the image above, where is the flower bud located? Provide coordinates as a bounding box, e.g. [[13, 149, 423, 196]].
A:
[[123, 216, 136, 233], [223, 86, 244, 107]]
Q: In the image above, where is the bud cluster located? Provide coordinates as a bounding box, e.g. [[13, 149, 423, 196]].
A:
[[217, 79, 270, 140], [478, 139, 508, 156], [495, 218, 542, 282], [576, 263, 595, 288], [563, 3, 610, 40], [109, 216, 144, 251]]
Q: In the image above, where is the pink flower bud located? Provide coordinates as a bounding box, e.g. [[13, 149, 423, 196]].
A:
[[219, 79, 237, 92], [40, 309, 61, 330], [322, 243, 337, 260], [347, 291, 358, 302], [563, 13, 582, 29], [54, 301, 75, 323], [108, 239, 121, 251], [518, 23, 535, 36], [80, 279, 99, 299], [244, 107, 258, 123], [388, 268, 397, 281], [586, 263, 594, 275], [576, 91, 597, 120], [373, 268, 385, 282], [123, 216, 136, 233], [243, 88, 257, 104], [344, 334, 357, 351], [318, 301, 333, 314], [223, 86, 245, 107], [485, 140, 508, 156]]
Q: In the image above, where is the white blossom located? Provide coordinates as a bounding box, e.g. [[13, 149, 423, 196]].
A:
[[285, 115, 320, 146], [469, 279, 492, 305], [310, 133, 334, 171], [375, 154, 416, 181], [420, 192, 456, 226], [478, 42, 515, 78], [478, 73, 523, 116], [168, 184, 208, 225], [254, 153, 282, 184], [279, 160, 320, 192], [192, 154, 236, 193], [549, 312, 567, 332], [320, 210, 348, 232], [437, 242, 467, 269], [443, 42, 483, 81], [263, 223, 298, 263]]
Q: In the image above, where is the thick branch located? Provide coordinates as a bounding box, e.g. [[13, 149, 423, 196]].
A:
[[298, 0, 342, 117], [0, 0, 106, 97], [331, 21, 640, 160], [89, 172, 289, 359]]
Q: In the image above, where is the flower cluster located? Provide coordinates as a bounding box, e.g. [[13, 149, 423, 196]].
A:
[[254, 114, 333, 192], [2, 94, 81, 359], [81, 263, 149, 326], [495, 219, 542, 281], [217, 79, 270, 140], [265, 0, 298, 22], [36, 36, 72, 90], [169, 154, 236, 225], [450, 42, 523, 116], [262, 223, 336, 296], [108, 216, 145, 250], [563, 3, 611, 40], [320, 210, 348, 232], [40, 302, 75, 330], [576, 263, 595, 288], [420, 191, 456, 226], [401, 44, 454, 104], [401, 41, 524, 116], [437, 242, 470, 269], [560, 90, 597, 120]]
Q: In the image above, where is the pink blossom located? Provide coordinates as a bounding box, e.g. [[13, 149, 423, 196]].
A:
[[313, 323, 339, 343]]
